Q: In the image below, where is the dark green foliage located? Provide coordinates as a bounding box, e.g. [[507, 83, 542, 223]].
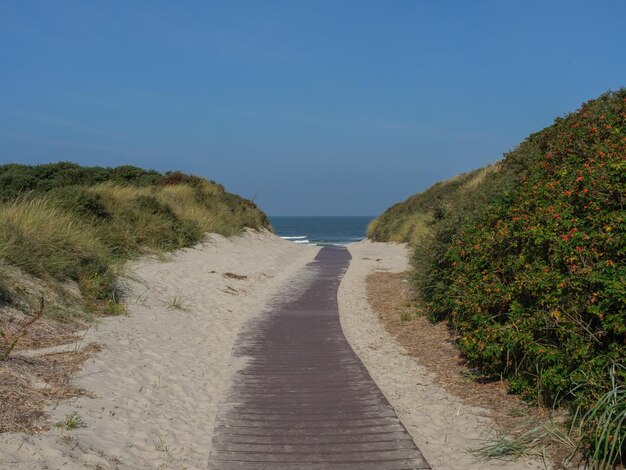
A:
[[371, 89, 626, 464], [0, 162, 161, 201], [0, 279, 12, 305], [136, 195, 178, 221], [429, 90, 626, 408], [159, 171, 196, 186], [47, 186, 111, 221], [134, 195, 203, 250]]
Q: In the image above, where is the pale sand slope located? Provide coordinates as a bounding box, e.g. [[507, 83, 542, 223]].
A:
[[0, 230, 319, 470], [339, 240, 548, 470]]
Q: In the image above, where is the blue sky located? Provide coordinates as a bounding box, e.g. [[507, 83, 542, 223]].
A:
[[1, 1, 625, 215]]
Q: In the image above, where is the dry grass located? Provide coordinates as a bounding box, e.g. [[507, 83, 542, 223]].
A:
[[367, 163, 501, 246], [0, 263, 89, 351], [89, 180, 265, 240], [155, 182, 217, 233], [0, 314, 82, 352], [1, 298, 44, 360], [367, 270, 582, 468], [223, 272, 248, 280], [0, 343, 100, 433], [219, 286, 240, 295], [1, 271, 98, 433]]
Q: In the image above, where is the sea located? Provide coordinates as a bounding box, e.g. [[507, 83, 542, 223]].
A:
[[270, 216, 375, 246]]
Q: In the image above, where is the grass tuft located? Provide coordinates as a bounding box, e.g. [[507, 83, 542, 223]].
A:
[[163, 295, 192, 312], [572, 364, 626, 467], [399, 310, 414, 322], [55, 411, 87, 430], [471, 427, 547, 461]]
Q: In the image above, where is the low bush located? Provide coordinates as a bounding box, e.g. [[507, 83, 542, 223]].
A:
[[0, 162, 161, 201], [370, 89, 626, 464], [429, 90, 625, 405]]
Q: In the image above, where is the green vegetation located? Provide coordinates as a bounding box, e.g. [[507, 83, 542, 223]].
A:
[[0, 162, 270, 321], [369, 90, 626, 464], [55, 411, 86, 430], [0, 162, 162, 201], [162, 294, 192, 312], [368, 164, 502, 246], [572, 363, 626, 467], [471, 427, 547, 461]]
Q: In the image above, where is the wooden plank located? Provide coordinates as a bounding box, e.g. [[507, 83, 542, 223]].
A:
[[208, 246, 430, 469]]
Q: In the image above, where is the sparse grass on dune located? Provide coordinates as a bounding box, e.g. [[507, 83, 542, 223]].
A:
[[367, 164, 503, 246], [0, 182, 268, 312]]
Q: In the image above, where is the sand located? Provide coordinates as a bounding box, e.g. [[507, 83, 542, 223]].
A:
[[339, 240, 548, 470], [1, 234, 548, 469], [0, 230, 319, 469]]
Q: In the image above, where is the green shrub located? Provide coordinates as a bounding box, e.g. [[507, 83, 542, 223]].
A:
[[55, 411, 87, 430], [368, 163, 524, 303], [371, 89, 625, 464], [0, 162, 161, 201], [425, 90, 625, 463]]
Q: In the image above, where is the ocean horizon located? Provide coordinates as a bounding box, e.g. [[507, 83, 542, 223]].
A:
[[269, 216, 374, 246]]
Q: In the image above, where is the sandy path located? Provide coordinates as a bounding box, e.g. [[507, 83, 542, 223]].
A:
[[0, 231, 318, 470], [338, 240, 548, 470]]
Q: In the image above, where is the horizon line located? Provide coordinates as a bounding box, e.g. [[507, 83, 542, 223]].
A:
[[268, 214, 376, 218]]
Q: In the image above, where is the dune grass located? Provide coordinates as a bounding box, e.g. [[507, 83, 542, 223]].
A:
[[0, 163, 270, 323], [572, 364, 626, 468], [0, 197, 114, 298]]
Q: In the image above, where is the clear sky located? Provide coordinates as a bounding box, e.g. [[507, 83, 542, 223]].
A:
[[1, 1, 624, 215]]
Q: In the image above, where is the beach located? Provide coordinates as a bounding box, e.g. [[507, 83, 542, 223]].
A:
[[1, 232, 545, 469]]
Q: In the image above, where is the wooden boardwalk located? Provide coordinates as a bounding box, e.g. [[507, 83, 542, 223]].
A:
[[208, 246, 430, 470]]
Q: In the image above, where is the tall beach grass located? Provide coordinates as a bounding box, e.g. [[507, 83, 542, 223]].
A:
[[0, 164, 270, 318]]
